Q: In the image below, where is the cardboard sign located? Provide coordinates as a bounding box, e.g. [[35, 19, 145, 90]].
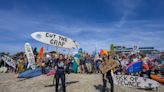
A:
[[100, 61, 118, 74]]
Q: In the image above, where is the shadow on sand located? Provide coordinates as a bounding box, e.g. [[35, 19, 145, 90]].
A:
[[94, 84, 111, 92], [44, 81, 79, 87], [137, 88, 158, 91], [17, 78, 27, 82]]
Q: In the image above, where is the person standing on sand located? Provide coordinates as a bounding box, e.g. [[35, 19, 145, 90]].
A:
[[55, 54, 66, 92], [80, 52, 86, 73], [40, 58, 46, 74], [18, 57, 25, 73], [101, 54, 117, 92], [85, 54, 92, 73]]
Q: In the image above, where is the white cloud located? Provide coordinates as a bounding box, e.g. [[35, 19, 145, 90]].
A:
[[0, 8, 164, 54], [112, 0, 142, 27]]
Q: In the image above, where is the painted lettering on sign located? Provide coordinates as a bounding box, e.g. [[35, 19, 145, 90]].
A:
[[46, 33, 56, 38], [59, 36, 67, 42], [117, 81, 140, 88], [32, 32, 79, 49], [114, 75, 141, 88], [50, 39, 65, 47], [45, 33, 68, 47]]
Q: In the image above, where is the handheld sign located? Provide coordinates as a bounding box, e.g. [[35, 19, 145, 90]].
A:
[[31, 32, 80, 49], [25, 43, 36, 70], [100, 61, 118, 74], [112, 74, 159, 89], [2, 55, 16, 69]]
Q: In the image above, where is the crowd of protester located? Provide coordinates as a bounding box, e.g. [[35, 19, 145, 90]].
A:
[[0, 51, 164, 78]]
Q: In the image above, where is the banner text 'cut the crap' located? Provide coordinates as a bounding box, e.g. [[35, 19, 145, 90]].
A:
[[46, 33, 68, 47]]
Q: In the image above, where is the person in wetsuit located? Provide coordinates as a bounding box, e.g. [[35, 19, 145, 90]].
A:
[[55, 54, 66, 92]]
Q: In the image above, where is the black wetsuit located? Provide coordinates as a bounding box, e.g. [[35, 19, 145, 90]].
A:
[[55, 60, 66, 92], [102, 70, 114, 92]]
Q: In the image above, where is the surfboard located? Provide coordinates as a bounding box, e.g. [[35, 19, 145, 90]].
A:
[[16, 67, 50, 78], [0, 67, 7, 73], [46, 68, 56, 76], [151, 74, 164, 84], [25, 43, 36, 70], [2, 55, 16, 69], [38, 47, 44, 59], [31, 32, 80, 49], [112, 73, 159, 89]]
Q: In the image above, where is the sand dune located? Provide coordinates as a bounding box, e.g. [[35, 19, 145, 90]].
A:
[[0, 73, 163, 92]]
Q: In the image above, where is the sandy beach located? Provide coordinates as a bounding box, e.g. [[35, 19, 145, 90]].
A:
[[0, 73, 163, 92]]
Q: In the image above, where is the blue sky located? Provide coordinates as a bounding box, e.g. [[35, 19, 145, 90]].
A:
[[0, 0, 164, 54]]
